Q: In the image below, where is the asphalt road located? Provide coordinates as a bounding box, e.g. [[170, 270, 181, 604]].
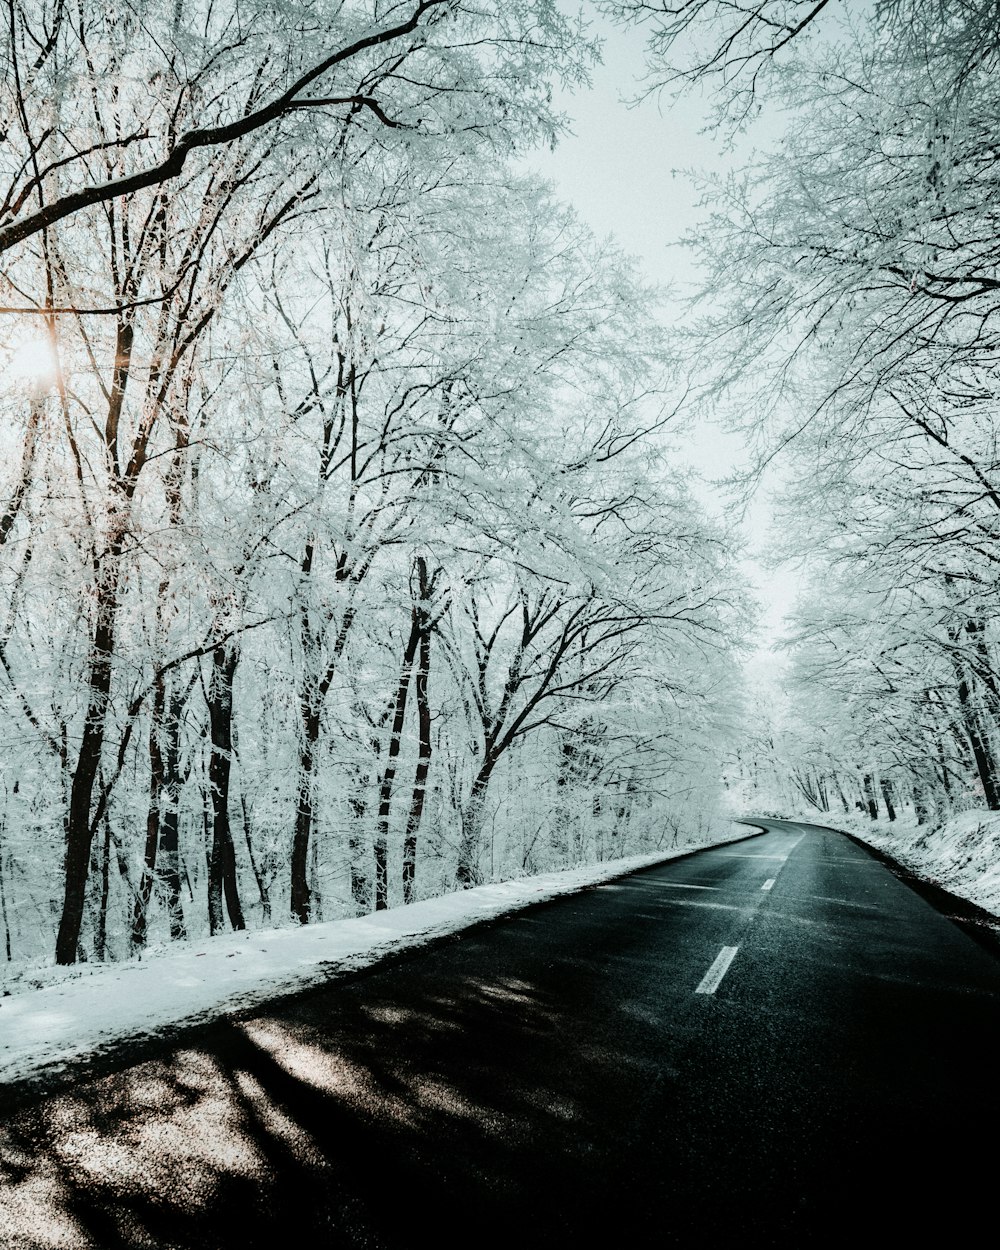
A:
[[3, 818, 1000, 1247]]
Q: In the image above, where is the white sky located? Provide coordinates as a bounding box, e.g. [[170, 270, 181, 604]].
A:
[[521, 12, 797, 661], [523, 17, 750, 438]]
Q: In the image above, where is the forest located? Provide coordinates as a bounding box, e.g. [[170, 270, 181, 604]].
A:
[[686, 0, 1000, 830], [1, 0, 998, 968], [0, 0, 750, 966]]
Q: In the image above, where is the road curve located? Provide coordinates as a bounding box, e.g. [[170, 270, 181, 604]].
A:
[[2, 818, 999, 1247]]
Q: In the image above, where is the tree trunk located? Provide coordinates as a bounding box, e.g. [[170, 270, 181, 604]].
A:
[[98, 814, 114, 961], [955, 670, 1000, 809], [936, 733, 953, 801], [287, 381, 356, 925], [862, 773, 879, 821], [206, 642, 244, 934], [348, 794, 371, 914], [912, 780, 930, 826], [374, 612, 421, 910], [0, 842, 11, 962], [132, 671, 166, 951], [879, 777, 897, 822], [290, 697, 320, 925], [403, 621, 432, 905], [612, 775, 638, 850], [55, 549, 122, 965], [555, 738, 579, 860], [967, 618, 1000, 730], [621, 776, 638, 853], [136, 409, 192, 947], [456, 766, 494, 888], [159, 685, 188, 940], [0, 395, 42, 548], [832, 774, 851, 815], [241, 794, 271, 925]]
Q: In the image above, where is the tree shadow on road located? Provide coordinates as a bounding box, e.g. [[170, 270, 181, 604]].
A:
[[0, 931, 672, 1249]]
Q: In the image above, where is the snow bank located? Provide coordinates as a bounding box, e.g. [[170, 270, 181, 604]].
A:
[[0, 825, 757, 1088]]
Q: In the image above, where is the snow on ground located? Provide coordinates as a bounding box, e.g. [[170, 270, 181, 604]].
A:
[[0, 825, 758, 1088], [790, 807, 1000, 920]]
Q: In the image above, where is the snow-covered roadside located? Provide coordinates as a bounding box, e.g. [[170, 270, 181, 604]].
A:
[[0, 825, 759, 1088], [793, 808, 1000, 920]]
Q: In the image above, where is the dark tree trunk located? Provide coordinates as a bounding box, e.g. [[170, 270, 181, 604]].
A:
[[0, 395, 41, 547], [133, 668, 191, 945], [241, 794, 271, 925], [792, 768, 822, 811], [947, 620, 1000, 809], [816, 773, 830, 812], [620, 776, 638, 851], [159, 686, 188, 940], [967, 618, 1000, 729], [56, 310, 141, 965], [555, 738, 579, 859], [879, 777, 897, 822], [955, 672, 1000, 809], [290, 605, 357, 924], [56, 550, 122, 965], [912, 780, 930, 826], [833, 774, 851, 815], [290, 699, 320, 925], [206, 642, 244, 934], [136, 408, 192, 947], [403, 620, 432, 905], [0, 836, 11, 962], [936, 734, 953, 800], [862, 773, 879, 821], [613, 775, 637, 839], [287, 373, 355, 925], [94, 814, 112, 962], [456, 766, 494, 888], [348, 795, 371, 914], [374, 612, 421, 910], [132, 671, 166, 951]]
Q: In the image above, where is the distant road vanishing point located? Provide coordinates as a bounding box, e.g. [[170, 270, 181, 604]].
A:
[[2, 818, 999, 1247]]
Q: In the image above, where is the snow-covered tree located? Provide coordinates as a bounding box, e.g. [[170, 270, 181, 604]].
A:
[[0, 5, 750, 965]]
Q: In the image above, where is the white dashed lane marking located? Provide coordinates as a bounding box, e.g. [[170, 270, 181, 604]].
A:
[[716, 854, 788, 860], [658, 882, 721, 892], [695, 946, 739, 995], [692, 835, 803, 993]]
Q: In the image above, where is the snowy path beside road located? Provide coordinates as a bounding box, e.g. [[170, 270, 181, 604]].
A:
[[0, 829, 755, 1087]]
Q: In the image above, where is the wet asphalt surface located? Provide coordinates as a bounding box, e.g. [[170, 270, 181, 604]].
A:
[[3, 819, 1000, 1247]]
